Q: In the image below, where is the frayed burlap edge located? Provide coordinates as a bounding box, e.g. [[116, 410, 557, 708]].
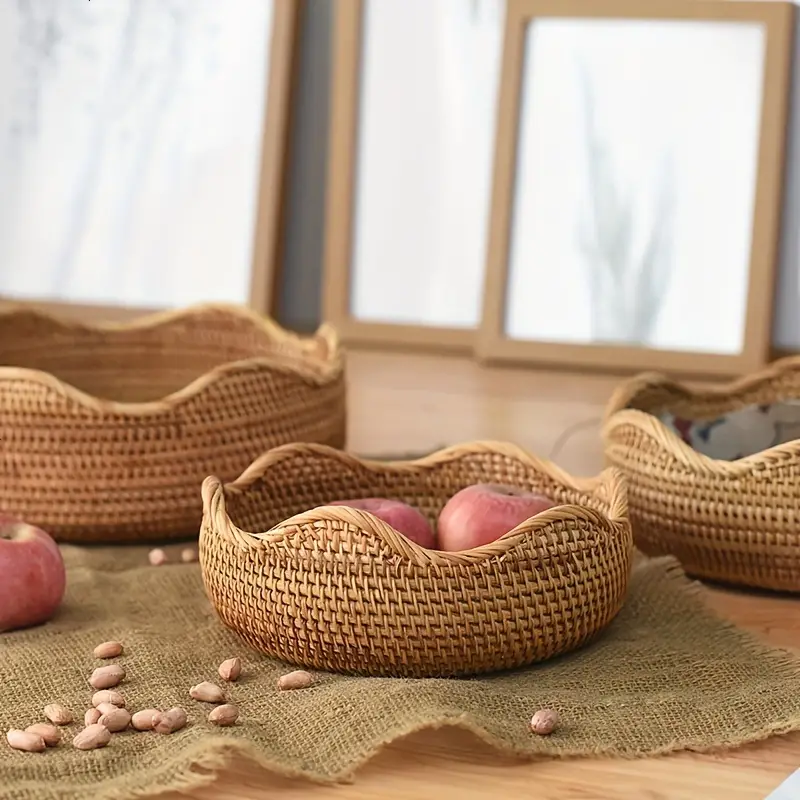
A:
[[13, 558, 799, 800]]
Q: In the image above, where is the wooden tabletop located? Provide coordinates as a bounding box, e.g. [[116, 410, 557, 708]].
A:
[[164, 349, 800, 800]]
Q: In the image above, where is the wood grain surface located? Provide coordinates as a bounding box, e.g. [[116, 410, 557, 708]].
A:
[[162, 349, 800, 800]]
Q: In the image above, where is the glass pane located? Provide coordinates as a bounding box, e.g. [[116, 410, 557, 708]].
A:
[[0, 0, 273, 308], [505, 18, 765, 355], [349, 0, 504, 329]]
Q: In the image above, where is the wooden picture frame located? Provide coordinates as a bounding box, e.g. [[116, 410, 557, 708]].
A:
[[323, 0, 505, 353], [0, 0, 303, 323], [478, 0, 793, 377]]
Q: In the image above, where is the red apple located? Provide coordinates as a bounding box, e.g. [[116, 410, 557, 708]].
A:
[[437, 484, 556, 552], [0, 516, 66, 633], [327, 498, 436, 549]]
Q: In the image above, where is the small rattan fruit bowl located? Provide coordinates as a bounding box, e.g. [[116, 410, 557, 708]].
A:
[[0, 303, 346, 543], [199, 441, 633, 678], [602, 357, 800, 592]]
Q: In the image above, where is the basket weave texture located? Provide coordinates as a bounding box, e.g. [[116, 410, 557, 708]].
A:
[[200, 441, 632, 678], [602, 358, 800, 592], [0, 304, 346, 543]]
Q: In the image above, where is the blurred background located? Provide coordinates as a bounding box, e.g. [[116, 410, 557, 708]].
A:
[[249, 0, 800, 350], [0, 0, 797, 348]]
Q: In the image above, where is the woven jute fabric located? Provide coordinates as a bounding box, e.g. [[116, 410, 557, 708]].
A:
[[2, 546, 800, 800]]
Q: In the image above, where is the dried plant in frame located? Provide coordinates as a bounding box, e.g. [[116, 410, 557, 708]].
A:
[[478, 0, 792, 378], [575, 59, 677, 346], [0, 0, 301, 323]]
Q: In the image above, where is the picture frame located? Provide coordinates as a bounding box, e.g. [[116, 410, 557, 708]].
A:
[[478, 0, 794, 377], [322, 0, 505, 352], [0, 0, 303, 322]]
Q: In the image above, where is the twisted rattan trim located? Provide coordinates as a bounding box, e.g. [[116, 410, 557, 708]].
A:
[[201, 440, 629, 567], [0, 302, 342, 413]]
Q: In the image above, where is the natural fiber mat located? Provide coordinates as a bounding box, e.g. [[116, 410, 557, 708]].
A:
[[2, 546, 800, 800]]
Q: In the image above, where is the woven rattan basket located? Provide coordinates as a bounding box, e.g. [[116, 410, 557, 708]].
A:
[[199, 441, 632, 678], [0, 303, 346, 543], [602, 358, 800, 592]]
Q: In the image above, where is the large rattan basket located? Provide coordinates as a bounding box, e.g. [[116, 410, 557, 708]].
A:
[[199, 441, 632, 678], [0, 303, 346, 543], [602, 357, 800, 592]]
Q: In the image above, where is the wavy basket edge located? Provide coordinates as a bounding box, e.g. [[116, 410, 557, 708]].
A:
[[0, 301, 344, 415], [602, 358, 800, 476], [200, 440, 632, 567], [602, 355, 800, 423]]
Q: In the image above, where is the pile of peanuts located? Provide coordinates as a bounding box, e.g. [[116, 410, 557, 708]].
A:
[[5, 640, 315, 753]]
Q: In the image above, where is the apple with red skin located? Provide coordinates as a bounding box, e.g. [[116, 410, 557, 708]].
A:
[[328, 498, 436, 549], [437, 483, 556, 552], [0, 516, 66, 633]]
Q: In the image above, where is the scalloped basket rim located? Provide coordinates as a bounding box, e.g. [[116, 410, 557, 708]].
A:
[[0, 299, 293, 336], [604, 355, 800, 419], [0, 301, 343, 415], [604, 408, 800, 476], [200, 440, 631, 567], [219, 440, 627, 501], [603, 356, 800, 476]]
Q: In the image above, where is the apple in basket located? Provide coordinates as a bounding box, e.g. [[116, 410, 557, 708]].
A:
[[327, 498, 436, 549], [437, 484, 556, 552], [0, 515, 66, 633]]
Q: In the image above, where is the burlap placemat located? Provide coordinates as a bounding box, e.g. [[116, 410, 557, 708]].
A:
[[2, 545, 800, 800]]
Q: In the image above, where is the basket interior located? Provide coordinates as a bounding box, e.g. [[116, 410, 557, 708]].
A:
[[224, 448, 616, 538], [624, 370, 800, 460], [0, 308, 328, 403], [659, 402, 800, 460]]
